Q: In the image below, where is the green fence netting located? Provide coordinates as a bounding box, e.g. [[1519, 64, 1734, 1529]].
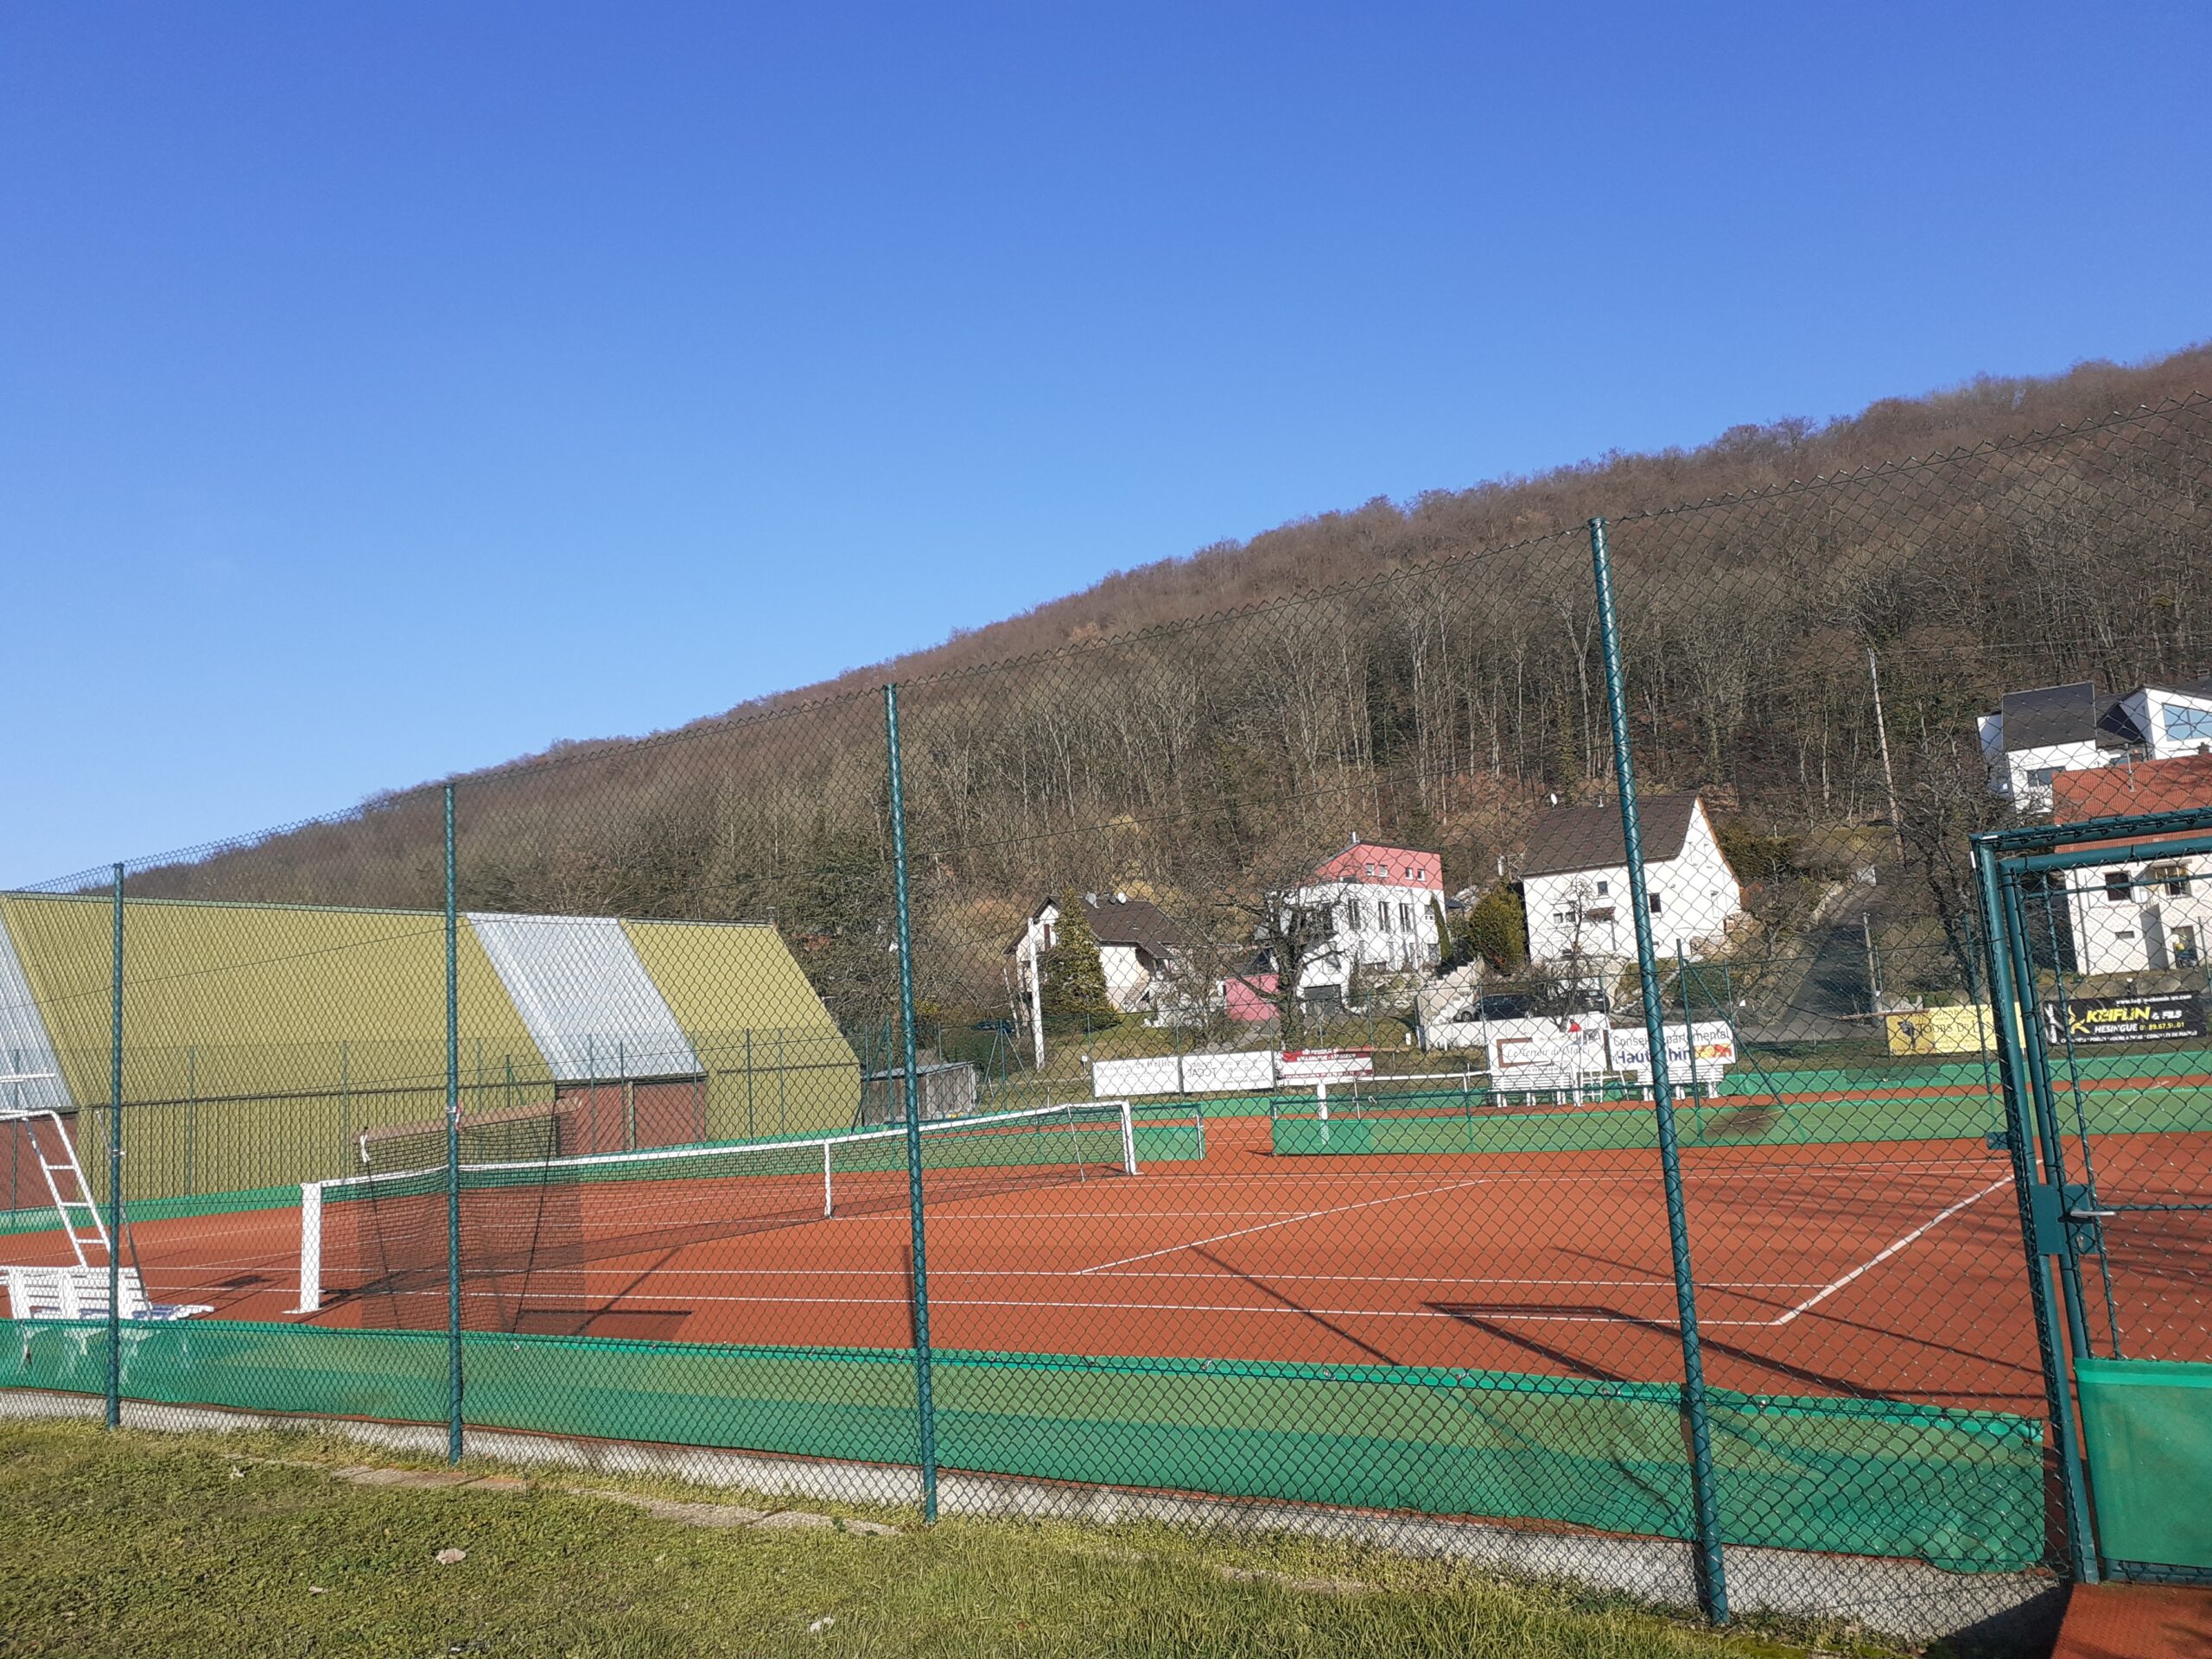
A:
[[1272, 1089, 2212, 1156], [2, 1319, 2041, 1571], [2074, 1358, 2212, 1573]]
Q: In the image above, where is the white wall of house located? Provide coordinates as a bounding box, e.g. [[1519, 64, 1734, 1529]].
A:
[[2123, 688, 2212, 761], [2067, 855, 2212, 976], [1522, 804, 1743, 966], [1993, 740, 2107, 811], [1287, 880, 1442, 996], [1015, 907, 1156, 1014]]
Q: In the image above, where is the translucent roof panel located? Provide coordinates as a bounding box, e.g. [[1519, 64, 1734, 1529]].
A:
[[467, 913, 699, 1081]]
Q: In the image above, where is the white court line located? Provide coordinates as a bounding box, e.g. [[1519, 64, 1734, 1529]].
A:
[[1414, 1173, 2018, 1329], [412, 1287, 1775, 1326], [1764, 1175, 2012, 1327], [1072, 1178, 1492, 1274]]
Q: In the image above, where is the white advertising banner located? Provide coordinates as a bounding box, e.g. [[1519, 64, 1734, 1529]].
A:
[[1276, 1048, 1376, 1084], [1486, 1016, 1609, 1083], [1184, 1051, 1279, 1094], [1606, 1021, 1737, 1082], [1091, 1049, 1276, 1098]]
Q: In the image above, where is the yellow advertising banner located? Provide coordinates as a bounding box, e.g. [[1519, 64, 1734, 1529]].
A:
[[1885, 1004, 1999, 1056]]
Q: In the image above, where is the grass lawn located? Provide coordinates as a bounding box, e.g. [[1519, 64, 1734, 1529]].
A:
[[0, 1419, 1891, 1659]]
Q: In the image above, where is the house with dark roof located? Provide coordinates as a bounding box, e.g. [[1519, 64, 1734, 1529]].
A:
[[1977, 677, 2212, 811], [2052, 754, 2212, 976], [1516, 794, 1743, 967], [1007, 891, 1191, 1017]]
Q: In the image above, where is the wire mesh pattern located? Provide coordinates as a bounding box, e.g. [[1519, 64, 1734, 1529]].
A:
[[3, 397, 2211, 1630]]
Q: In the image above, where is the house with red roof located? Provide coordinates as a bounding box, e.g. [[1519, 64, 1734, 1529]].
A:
[[1283, 839, 1445, 1002], [2052, 754, 2212, 976]]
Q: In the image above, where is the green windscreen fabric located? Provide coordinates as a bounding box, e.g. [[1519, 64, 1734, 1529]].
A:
[[2076, 1357, 2212, 1571], [1, 1319, 2041, 1570], [1272, 1087, 2212, 1156], [0, 1182, 298, 1239]]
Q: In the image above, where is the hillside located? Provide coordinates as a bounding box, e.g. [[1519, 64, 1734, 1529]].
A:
[[121, 344, 2212, 1037], [742, 344, 2212, 708]]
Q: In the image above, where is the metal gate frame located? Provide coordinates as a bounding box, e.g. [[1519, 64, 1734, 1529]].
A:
[[1973, 806, 2212, 1586]]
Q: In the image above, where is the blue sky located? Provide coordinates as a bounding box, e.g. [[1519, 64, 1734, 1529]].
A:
[[3, 3, 2206, 882]]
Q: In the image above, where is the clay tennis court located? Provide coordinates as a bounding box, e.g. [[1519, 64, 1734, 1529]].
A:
[[33, 1111, 2197, 1417]]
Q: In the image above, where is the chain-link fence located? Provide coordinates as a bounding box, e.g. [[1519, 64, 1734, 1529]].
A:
[[4, 396, 2209, 1637]]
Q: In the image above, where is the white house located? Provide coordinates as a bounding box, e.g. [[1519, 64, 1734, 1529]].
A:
[[1518, 795, 1744, 968], [1284, 840, 1445, 1001], [2117, 680, 2212, 762], [2054, 755, 2212, 976], [1978, 677, 2212, 813], [1008, 892, 1188, 1016]]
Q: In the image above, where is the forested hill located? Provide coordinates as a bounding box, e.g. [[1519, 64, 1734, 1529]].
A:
[[121, 343, 2212, 1033], [747, 344, 2212, 709]]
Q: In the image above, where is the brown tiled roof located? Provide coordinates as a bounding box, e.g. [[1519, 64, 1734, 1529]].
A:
[[2052, 755, 2212, 825]]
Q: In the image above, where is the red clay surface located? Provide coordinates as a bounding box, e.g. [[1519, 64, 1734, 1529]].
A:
[[2052, 1581, 2212, 1659], [18, 1117, 2209, 1411]]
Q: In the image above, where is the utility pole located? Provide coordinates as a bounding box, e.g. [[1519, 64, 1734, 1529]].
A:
[[1027, 925, 1046, 1070], [1866, 643, 1906, 858]]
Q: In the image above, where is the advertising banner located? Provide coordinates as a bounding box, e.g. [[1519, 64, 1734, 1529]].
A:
[[1886, 1005, 1998, 1056], [1606, 1021, 1738, 1082], [2044, 994, 2207, 1046], [1277, 1048, 1376, 1084], [1091, 1050, 1278, 1098], [1487, 1017, 1609, 1085]]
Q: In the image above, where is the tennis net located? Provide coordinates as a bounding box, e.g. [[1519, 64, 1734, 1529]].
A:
[[295, 1100, 1138, 1328]]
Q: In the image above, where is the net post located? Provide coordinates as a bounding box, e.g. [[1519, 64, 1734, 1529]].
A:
[[443, 784, 464, 1466], [883, 682, 940, 1523], [823, 1138, 835, 1217], [1118, 1101, 1137, 1176], [295, 1182, 324, 1312], [1589, 516, 1728, 1621], [105, 862, 123, 1430]]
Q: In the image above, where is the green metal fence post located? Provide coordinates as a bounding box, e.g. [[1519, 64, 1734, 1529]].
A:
[[443, 784, 464, 1465], [1997, 873, 2097, 1367], [1963, 910, 2000, 1141], [883, 682, 941, 1522], [1970, 835, 2095, 1582], [1589, 518, 1727, 1619], [106, 862, 124, 1429]]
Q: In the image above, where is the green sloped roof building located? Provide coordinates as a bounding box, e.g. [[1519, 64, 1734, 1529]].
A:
[[0, 894, 858, 1205]]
